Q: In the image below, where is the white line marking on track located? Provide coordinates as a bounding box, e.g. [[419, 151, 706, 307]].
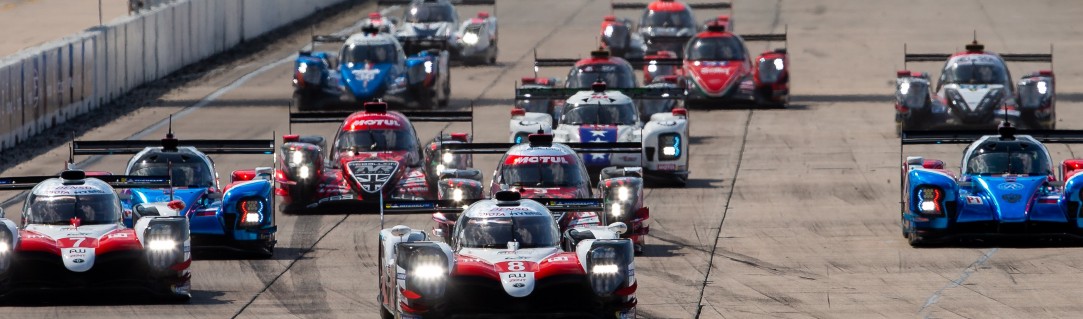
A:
[[918, 248, 998, 316]]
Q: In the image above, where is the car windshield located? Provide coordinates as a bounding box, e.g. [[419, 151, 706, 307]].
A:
[[685, 36, 746, 61], [943, 62, 1009, 85], [459, 215, 560, 249], [566, 63, 637, 88], [640, 9, 694, 28], [404, 4, 454, 23], [337, 129, 418, 152], [129, 159, 215, 188], [966, 143, 1052, 175], [516, 99, 555, 114], [26, 193, 120, 225], [501, 162, 586, 187], [561, 102, 638, 125], [638, 99, 677, 121], [341, 43, 398, 64]]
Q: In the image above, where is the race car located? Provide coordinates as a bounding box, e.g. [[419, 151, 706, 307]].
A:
[[0, 170, 191, 302], [360, 11, 398, 34], [380, 0, 498, 63], [278, 101, 475, 212], [681, 21, 789, 107], [70, 131, 277, 258], [602, 0, 732, 59], [376, 191, 638, 318], [642, 50, 680, 84], [511, 81, 690, 186], [510, 76, 563, 140], [292, 25, 450, 110], [436, 133, 652, 252], [900, 123, 1083, 246], [895, 40, 1055, 133], [637, 76, 685, 123]]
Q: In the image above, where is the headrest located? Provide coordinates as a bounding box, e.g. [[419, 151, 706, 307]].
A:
[[591, 80, 607, 93], [527, 133, 554, 147], [590, 48, 611, 59], [965, 40, 984, 52], [364, 101, 388, 113], [494, 190, 522, 202]]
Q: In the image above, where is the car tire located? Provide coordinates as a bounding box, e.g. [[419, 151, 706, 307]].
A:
[[380, 305, 395, 319]]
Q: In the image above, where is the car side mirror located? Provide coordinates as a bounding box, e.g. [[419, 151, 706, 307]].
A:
[[132, 204, 160, 224], [0, 207, 5, 218]]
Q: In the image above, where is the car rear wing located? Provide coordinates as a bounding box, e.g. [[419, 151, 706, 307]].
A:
[[72, 139, 275, 155], [901, 129, 1083, 145], [0, 175, 171, 191], [902, 43, 1053, 69], [533, 56, 684, 69], [288, 110, 473, 124], [611, 1, 731, 9], [514, 86, 685, 100], [439, 142, 642, 155]]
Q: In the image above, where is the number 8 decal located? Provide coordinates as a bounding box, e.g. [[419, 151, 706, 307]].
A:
[[508, 261, 525, 271]]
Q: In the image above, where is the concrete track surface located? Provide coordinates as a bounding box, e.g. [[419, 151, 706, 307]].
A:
[[1, 0, 1083, 318]]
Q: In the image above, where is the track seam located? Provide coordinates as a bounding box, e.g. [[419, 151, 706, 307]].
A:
[[917, 248, 998, 317], [230, 214, 353, 318], [694, 109, 754, 318]]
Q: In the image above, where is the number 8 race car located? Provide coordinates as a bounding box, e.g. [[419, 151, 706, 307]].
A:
[[376, 191, 637, 318], [0, 170, 192, 302]]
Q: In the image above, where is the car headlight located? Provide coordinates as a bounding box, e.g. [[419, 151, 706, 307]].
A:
[[462, 32, 479, 45], [413, 263, 446, 280], [239, 199, 264, 226], [916, 187, 943, 216], [436, 164, 446, 174], [647, 63, 658, 73], [442, 152, 454, 164], [291, 151, 304, 165], [148, 239, 177, 251], [593, 264, 619, 274], [424, 61, 433, 74], [588, 245, 627, 296], [298, 62, 308, 74], [0, 242, 8, 252], [611, 203, 622, 218], [658, 133, 681, 161], [899, 81, 910, 95], [773, 58, 784, 71], [1037, 81, 1048, 95], [617, 186, 629, 202], [452, 188, 464, 202], [603, 25, 614, 38], [298, 165, 310, 179]]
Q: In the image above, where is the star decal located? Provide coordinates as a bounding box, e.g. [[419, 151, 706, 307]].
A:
[[590, 153, 607, 160], [590, 130, 608, 137]]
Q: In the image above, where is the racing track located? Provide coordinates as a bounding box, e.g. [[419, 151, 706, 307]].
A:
[[1, 0, 1083, 318]]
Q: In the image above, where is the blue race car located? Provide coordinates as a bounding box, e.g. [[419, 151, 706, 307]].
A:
[[292, 25, 450, 110], [901, 123, 1083, 246], [72, 132, 278, 258]]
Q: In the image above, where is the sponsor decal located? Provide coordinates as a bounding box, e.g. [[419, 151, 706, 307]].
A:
[[1001, 194, 1022, 203], [351, 68, 381, 82], [547, 256, 570, 263], [998, 182, 1024, 191], [656, 163, 677, 171], [965, 196, 983, 205], [347, 161, 400, 193], [699, 67, 731, 75], [38, 185, 108, 195], [510, 156, 570, 165], [73, 258, 85, 264], [349, 118, 401, 127], [513, 283, 526, 288]]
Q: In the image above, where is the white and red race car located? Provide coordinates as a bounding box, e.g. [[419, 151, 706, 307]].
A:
[[376, 191, 637, 318], [0, 170, 192, 302], [681, 20, 789, 107]]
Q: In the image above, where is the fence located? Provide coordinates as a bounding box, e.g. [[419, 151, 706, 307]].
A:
[[0, 0, 351, 151]]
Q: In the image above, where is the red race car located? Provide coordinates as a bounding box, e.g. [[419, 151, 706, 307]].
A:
[[277, 101, 475, 212], [681, 20, 789, 107], [601, 0, 733, 59]]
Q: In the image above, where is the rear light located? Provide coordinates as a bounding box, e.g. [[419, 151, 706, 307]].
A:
[[1039, 69, 1053, 77], [450, 132, 468, 142], [282, 134, 300, 143], [916, 187, 943, 215], [510, 108, 526, 117], [671, 108, 687, 117], [897, 70, 912, 78]]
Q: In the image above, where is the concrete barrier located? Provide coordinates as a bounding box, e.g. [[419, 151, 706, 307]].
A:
[[0, 0, 354, 152]]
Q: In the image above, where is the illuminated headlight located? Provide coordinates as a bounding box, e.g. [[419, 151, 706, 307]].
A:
[[436, 164, 446, 174], [298, 62, 308, 73], [148, 239, 176, 251], [462, 32, 479, 45], [603, 25, 614, 37], [611, 203, 622, 217], [291, 151, 304, 165], [1037, 81, 1048, 95], [592, 264, 619, 274], [298, 165, 310, 179], [773, 58, 784, 71], [647, 64, 657, 73], [0, 242, 10, 252], [662, 147, 676, 156], [659, 133, 681, 160], [442, 152, 454, 164], [899, 81, 911, 95], [452, 188, 464, 202], [617, 186, 629, 202], [424, 61, 433, 73], [413, 264, 445, 280], [920, 201, 936, 212], [916, 187, 943, 215], [239, 200, 264, 226]]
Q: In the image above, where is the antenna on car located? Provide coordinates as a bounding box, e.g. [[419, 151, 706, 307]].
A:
[[67, 131, 76, 170], [532, 49, 539, 78]]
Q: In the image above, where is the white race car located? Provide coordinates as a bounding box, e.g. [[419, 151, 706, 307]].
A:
[[0, 170, 192, 302], [511, 81, 690, 186], [376, 191, 637, 318]]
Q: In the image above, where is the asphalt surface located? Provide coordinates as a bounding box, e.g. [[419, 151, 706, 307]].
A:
[[1, 0, 1083, 318]]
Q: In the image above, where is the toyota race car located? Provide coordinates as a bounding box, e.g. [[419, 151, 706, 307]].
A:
[[0, 171, 191, 302], [292, 26, 450, 110], [380, 0, 498, 63], [681, 21, 789, 107], [70, 132, 278, 258], [895, 40, 1055, 133], [376, 191, 637, 318], [511, 82, 690, 186], [602, 0, 733, 59], [900, 124, 1083, 246], [436, 133, 652, 252], [278, 101, 473, 212]]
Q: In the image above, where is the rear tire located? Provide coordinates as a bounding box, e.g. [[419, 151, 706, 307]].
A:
[[380, 305, 395, 319]]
